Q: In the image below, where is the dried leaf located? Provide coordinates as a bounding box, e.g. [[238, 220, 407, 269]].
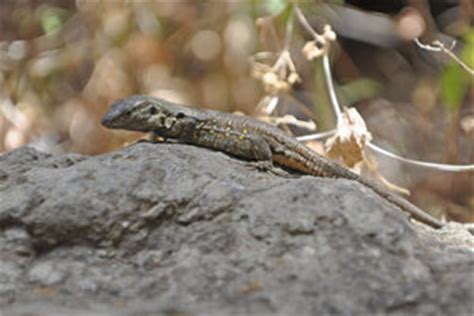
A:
[[325, 107, 372, 168]]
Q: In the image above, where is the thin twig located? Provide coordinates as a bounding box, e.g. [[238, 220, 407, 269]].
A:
[[295, 5, 342, 120], [294, 4, 318, 38], [294, 7, 474, 173], [263, 95, 280, 115], [265, 114, 317, 131], [297, 129, 337, 141], [415, 38, 474, 76], [298, 130, 474, 172], [322, 54, 343, 121], [367, 142, 474, 172]]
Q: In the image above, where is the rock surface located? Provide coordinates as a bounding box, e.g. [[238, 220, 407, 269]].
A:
[[0, 143, 473, 316]]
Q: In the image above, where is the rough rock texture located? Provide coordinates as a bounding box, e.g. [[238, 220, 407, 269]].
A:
[[1, 143, 473, 316]]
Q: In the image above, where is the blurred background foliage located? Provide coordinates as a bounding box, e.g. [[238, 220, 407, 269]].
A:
[[0, 0, 473, 222]]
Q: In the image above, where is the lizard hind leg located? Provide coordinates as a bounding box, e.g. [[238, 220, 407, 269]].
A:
[[246, 160, 294, 177]]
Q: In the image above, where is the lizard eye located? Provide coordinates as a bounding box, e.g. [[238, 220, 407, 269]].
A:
[[176, 112, 185, 119], [149, 107, 158, 115]]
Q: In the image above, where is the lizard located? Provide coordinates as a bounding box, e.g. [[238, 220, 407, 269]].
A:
[[101, 95, 445, 229]]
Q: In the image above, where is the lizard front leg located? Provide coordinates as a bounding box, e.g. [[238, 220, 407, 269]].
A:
[[244, 134, 293, 177]]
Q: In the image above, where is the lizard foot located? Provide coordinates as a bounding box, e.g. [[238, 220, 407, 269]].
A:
[[246, 161, 297, 178]]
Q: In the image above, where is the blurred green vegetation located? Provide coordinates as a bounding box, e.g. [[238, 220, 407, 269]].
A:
[[40, 5, 71, 35], [440, 29, 474, 111]]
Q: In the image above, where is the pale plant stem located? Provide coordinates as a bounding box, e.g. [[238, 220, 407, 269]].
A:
[[294, 5, 474, 173], [414, 38, 474, 76], [294, 5, 318, 38], [297, 129, 337, 141], [366, 142, 474, 172], [322, 54, 343, 121], [298, 130, 474, 172]]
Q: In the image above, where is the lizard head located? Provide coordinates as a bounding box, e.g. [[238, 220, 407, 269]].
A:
[[102, 95, 193, 137]]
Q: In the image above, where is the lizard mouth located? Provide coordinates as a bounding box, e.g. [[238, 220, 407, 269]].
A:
[[101, 111, 118, 128], [101, 111, 120, 128]]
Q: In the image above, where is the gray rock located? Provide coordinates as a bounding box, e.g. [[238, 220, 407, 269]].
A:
[[0, 143, 473, 316]]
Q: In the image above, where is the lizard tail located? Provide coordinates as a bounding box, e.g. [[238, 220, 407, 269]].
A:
[[354, 175, 444, 229]]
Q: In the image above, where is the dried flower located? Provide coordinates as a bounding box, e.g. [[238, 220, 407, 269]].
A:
[[302, 24, 337, 60], [250, 50, 301, 95]]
